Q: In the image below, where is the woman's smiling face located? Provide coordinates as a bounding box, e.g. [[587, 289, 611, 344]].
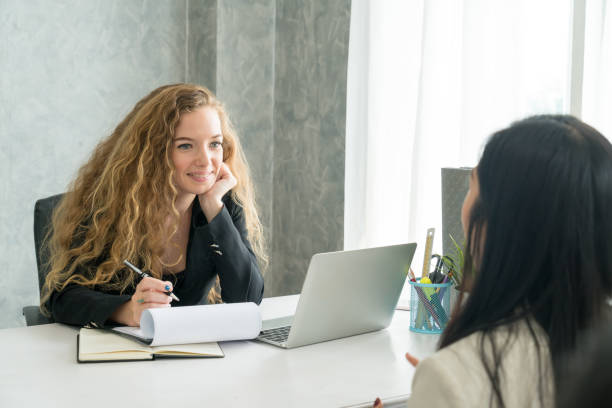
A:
[[171, 107, 224, 196]]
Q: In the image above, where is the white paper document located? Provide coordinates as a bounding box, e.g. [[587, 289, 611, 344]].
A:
[[112, 302, 262, 346]]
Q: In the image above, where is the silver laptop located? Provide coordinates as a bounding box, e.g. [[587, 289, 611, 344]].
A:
[[257, 243, 417, 349]]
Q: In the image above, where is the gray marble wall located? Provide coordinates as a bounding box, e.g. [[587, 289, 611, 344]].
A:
[[216, 0, 276, 240], [268, 0, 351, 295], [193, 0, 351, 297], [0, 0, 191, 329], [188, 0, 217, 92], [0, 0, 350, 328], [441, 168, 471, 255]]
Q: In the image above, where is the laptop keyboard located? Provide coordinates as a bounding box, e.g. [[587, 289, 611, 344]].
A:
[[259, 325, 291, 343]]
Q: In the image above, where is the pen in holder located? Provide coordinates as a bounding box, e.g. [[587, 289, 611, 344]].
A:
[[409, 278, 452, 334]]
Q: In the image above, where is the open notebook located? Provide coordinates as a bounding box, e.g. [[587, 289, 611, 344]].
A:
[[77, 302, 262, 363], [77, 328, 224, 362]]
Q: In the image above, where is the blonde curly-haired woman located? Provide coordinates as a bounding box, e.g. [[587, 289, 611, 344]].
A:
[[40, 84, 266, 327]]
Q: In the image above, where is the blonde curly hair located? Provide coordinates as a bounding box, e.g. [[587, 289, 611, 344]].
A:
[[40, 84, 266, 315]]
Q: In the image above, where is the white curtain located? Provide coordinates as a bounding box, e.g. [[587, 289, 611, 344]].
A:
[[345, 0, 578, 269], [583, 0, 612, 138]]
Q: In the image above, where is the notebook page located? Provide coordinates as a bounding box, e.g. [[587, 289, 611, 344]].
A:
[[152, 342, 223, 356], [141, 302, 262, 346], [79, 328, 151, 354]]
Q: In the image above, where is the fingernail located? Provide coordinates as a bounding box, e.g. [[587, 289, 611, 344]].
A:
[[165, 285, 170, 291], [374, 397, 381, 407]]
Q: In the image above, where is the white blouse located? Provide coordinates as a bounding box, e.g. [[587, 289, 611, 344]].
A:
[[406, 318, 554, 407]]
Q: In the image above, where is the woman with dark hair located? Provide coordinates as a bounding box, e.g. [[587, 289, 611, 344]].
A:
[[375, 115, 612, 407]]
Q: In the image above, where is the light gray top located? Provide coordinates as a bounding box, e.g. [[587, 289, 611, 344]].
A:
[[406, 318, 554, 408]]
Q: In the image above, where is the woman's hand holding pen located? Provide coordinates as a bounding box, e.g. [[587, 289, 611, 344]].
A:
[[110, 277, 174, 326], [198, 163, 237, 222]]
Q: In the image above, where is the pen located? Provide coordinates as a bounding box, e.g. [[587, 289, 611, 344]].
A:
[[436, 274, 449, 294], [123, 259, 180, 302]]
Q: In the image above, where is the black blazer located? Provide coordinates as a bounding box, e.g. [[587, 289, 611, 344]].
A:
[[48, 194, 264, 327]]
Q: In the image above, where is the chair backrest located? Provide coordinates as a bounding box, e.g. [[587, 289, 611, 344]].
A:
[[34, 193, 64, 295]]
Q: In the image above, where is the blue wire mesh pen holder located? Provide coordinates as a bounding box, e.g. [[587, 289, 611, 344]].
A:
[[409, 278, 452, 334]]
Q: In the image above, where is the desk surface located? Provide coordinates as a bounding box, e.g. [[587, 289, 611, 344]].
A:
[[0, 295, 438, 407]]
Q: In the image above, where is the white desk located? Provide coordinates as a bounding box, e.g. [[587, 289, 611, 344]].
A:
[[0, 295, 438, 407]]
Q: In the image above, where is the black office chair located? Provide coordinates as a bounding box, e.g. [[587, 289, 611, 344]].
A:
[[22, 193, 64, 326]]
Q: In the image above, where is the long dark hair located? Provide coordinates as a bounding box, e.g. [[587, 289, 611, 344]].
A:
[[440, 115, 612, 406]]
